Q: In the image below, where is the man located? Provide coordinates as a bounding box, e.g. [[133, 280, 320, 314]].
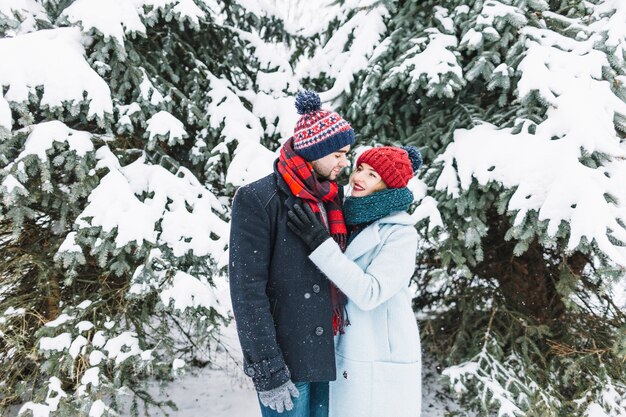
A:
[[229, 90, 355, 417]]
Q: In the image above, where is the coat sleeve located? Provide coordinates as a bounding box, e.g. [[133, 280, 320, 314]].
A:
[[229, 185, 290, 391], [308, 225, 418, 311]]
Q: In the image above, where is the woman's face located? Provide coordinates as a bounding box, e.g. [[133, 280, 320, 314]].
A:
[[349, 163, 387, 197]]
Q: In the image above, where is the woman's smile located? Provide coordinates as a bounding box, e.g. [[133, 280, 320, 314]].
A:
[[349, 162, 386, 197]]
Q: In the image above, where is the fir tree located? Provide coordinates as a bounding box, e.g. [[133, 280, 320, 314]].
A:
[[0, 1, 304, 415], [305, 0, 626, 415]]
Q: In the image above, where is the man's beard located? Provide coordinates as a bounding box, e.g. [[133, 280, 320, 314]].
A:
[[312, 167, 336, 181]]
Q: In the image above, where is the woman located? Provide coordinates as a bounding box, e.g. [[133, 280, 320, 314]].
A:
[[287, 145, 423, 417]]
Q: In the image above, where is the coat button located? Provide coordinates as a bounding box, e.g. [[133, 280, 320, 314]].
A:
[[245, 366, 256, 377], [315, 326, 324, 336], [312, 284, 320, 293]]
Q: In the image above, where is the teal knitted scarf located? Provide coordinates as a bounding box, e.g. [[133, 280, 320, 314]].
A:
[[343, 187, 414, 226]]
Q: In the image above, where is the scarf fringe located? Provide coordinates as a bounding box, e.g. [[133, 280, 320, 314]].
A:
[[333, 305, 351, 336]]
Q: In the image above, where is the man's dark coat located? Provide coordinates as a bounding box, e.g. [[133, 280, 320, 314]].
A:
[[229, 167, 337, 391]]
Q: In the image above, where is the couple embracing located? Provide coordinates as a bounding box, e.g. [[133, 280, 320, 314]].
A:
[[229, 90, 423, 417]]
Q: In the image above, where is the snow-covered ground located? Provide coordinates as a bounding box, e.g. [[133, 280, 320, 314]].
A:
[[134, 364, 261, 417], [0, 319, 461, 417], [4, 361, 467, 417], [112, 325, 465, 417], [113, 355, 462, 417]]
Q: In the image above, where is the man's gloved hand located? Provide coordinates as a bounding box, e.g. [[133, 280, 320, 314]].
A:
[[287, 204, 331, 251], [258, 380, 300, 413]]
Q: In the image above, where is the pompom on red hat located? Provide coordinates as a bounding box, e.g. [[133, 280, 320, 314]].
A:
[[356, 145, 423, 188]]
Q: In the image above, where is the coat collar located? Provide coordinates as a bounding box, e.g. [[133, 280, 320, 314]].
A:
[[274, 161, 298, 210], [345, 211, 414, 260]]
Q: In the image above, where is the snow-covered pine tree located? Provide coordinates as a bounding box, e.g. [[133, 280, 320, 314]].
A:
[[0, 1, 303, 415], [305, 0, 626, 415]]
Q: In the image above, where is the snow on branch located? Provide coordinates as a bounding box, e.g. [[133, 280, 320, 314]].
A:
[[205, 72, 263, 145], [0, 121, 94, 205], [226, 140, 277, 187], [476, 0, 529, 29], [385, 28, 464, 97], [590, 0, 626, 66], [18, 377, 67, 417], [227, 92, 298, 187], [301, 4, 389, 102], [230, 26, 293, 73], [0, 0, 49, 36], [61, 0, 146, 49], [138, 0, 206, 28], [138, 67, 166, 105], [145, 110, 187, 148], [76, 147, 228, 262], [63, 0, 207, 38], [443, 324, 558, 416], [576, 370, 626, 417], [436, 123, 626, 265], [159, 270, 227, 316], [12, 120, 94, 162], [0, 96, 11, 130], [459, 0, 531, 53], [231, 0, 285, 22], [436, 15, 626, 266], [0, 27, 113, 121]]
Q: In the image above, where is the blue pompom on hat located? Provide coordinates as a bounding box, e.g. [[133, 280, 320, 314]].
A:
[[295, 90, 322, 115], [400, 145, 423, 173], [291, 90, 355, 161]]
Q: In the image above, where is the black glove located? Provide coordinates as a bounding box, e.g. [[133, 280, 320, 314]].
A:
[[287, 204, 331, 251]]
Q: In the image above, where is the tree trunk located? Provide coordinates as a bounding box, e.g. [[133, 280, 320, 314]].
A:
[[472, 211, 586, 322], [45, 273, 61, 321]]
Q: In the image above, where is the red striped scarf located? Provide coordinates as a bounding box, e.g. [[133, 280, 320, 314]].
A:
[[277, 137, 350, 335]]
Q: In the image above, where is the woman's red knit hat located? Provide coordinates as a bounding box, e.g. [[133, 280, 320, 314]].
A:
[[356, 146, 423, 188]]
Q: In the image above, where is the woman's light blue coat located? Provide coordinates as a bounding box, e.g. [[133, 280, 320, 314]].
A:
[[309, 211, 421, 417]]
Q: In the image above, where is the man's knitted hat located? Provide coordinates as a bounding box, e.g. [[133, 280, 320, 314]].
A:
[[292, 90, 355, 161], [356, 145, 423, 188]]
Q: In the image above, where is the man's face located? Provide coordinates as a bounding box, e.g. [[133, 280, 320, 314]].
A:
[[310, 145, 351, 181]]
